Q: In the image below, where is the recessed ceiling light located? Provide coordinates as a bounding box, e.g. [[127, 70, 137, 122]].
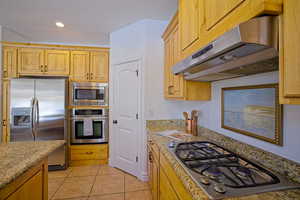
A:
[[56, 22, 64, 28]]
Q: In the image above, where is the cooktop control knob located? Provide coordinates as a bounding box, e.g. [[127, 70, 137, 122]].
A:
[[214, 184, 226, 194], [199, 177, 210, 185], [168, 141, 176, 148]]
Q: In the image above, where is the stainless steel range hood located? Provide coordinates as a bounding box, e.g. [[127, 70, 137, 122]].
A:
[[172, 16, 279, 82]]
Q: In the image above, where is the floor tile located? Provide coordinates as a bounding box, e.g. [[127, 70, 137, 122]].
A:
[[53, 176, 95, 199], [48, 178, 65, 200], [49, 168, 72, 179], [125, 190, 152, 200], [69, 165, 100, 177], [88, 193, 124, 200], [91, 174, 125, 195], [98, 165, 124, 176], [125, 174, 149, 192]]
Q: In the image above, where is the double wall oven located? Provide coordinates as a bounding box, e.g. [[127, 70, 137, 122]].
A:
[[71, 108, 109, 144], [72, 82, 108, 106]]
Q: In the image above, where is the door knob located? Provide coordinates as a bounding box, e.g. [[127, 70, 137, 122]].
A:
[[113, 120, 118, 124]]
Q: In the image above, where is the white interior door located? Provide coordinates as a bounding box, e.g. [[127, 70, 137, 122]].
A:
[[112, 60, 140, 176]]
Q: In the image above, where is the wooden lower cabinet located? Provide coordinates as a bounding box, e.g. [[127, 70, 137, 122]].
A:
[[148, 141, 193, 200], [70, 144, 108, 166], [0, 159, 48, 200], [159, 169, 179, 200]]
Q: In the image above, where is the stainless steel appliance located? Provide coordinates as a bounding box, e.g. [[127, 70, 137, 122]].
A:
[[72, 82, 108, 106], [167, 141, 300, 199], [172, 16, 279, 82], [10, 78, 67, 170], [71, 108, 108, 144]]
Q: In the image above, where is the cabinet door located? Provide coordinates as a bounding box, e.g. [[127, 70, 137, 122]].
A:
[[3, 47, 17, 78], [70, 51, 90, 81], [152, 158, 159, 200], [2, 80, 10, 143], [90, 51, 109, 82], [6, 171, 43, 200], [179, 0, 200, 50], [18, 48, 44, 75], [172, 26, 185, 98], [159, 169, 179, 200], [164, 38, 174, 98], [205, 0, 245, 30], [280, 0, 300, 102], [45, 50, 70, 76]]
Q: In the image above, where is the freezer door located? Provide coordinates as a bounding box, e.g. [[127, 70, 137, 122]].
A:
[[10, 79, 35, 142], [35, 79, 66, 167]]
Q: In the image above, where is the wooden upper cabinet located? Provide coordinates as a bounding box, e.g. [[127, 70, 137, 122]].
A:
[[18, 48, 44, 75], [179, 0, 200, 50], [2, 47, 17, 78], [205, 0, 245, 30], [90, 51, 109, 82], [280, 0, 300, 104], [45, 50, 70, 76], [70, 51, 90, 81]]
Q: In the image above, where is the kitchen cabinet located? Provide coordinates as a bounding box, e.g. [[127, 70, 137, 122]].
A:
[[162, 12, 211, 101], [90, 51, 109, 82], [179, 0, 200, 50], [279, 0, 300, 104], [18, 48, 70, 76], [44, 50, 70, 76], [148, 140, 193, 200], [180, 0, 283, 59], [70, 51, 90, 81], [2, 47, 17, 79], [205, 0, 245, 30], [1, 80, 10, 143], [0, 159, 48, 200], [70, 144, 108, 166], [70, 51, 109, 82], [18, 48, 44, 75]]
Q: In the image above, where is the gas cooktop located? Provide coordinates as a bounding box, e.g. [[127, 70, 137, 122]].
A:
[[167, 141, 300, 199]]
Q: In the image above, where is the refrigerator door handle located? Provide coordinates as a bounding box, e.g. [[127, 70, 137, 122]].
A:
[[36, 98, 40, 125], [30, 98, 36, 140]]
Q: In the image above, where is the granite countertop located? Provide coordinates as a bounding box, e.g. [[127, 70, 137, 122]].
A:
[[0, 140, 65, 189], [148, 130, 300, 200]]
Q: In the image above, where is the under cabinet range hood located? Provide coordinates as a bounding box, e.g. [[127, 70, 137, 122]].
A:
[[173, 16, 279, 82]]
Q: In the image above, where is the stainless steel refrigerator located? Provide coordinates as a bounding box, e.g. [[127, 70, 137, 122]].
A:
[[10, 78, 67, 170]]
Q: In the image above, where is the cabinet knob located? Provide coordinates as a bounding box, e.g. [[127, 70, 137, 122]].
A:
[[40, 65, 44, 72], [86, 72, 89, 79], [45, 65, 48, 72], [90, 73, 93, 80], [2, 120, 6, 126]]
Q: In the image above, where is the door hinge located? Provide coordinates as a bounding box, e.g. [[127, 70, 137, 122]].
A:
[[136, 156, 138, 162], [136, 70, 139, 77], [136, 113, 139, 120]]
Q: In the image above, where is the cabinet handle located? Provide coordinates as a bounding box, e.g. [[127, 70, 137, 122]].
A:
[[45, 65, 48, 72], [149, 152, 153, 163], [90, 73, 93, 80], [168, 86, 174, 95], [40, 65, 44, 72], [86, 152, 93, 155], [2, 120, 6, 126], [86, 72, 89, 80]]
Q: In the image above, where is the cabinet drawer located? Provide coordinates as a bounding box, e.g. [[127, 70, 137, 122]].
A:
[[70, 144, 108, 161]]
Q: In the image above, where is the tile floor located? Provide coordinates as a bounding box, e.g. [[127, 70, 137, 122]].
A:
[[48, 165, 152, 200]]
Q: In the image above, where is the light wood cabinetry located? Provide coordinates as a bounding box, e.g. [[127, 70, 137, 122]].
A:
[[18, 48, 69, 76], [205, 0, 245, 30], [179, 0, 283, 59], [0, 159, 48, 200], [70, 51, 90, 81], [179, 0, 200, 50], [279, 0, 300, 104], [148, 141, 193, 200], [70, 50, 109, 82], [1, 80, 10, 143], [162, 12, 211, 101], [18, 48, 44, 75], [2, 47, 17, 79], [70, 144, 108, 166], [45, 50, 70, 76]]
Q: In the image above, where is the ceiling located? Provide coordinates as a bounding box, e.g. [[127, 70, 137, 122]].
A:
[[0, 0, 177, 46]]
